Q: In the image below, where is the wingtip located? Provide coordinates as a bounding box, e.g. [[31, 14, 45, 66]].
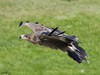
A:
[[19, 21, 23, 27]]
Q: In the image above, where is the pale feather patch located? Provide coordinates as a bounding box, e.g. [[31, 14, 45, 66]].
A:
[[20, 35, 28, 40]]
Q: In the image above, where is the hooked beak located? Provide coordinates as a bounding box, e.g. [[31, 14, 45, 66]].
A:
[[19, 35, 28, 40], [19, 21, 23, 27]]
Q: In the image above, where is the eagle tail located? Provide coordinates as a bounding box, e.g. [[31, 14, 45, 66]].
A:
[[67, 43, 88, 64], [67, 50, 82, 63]]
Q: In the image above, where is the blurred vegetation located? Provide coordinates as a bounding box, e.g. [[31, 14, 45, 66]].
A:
[[0, 0, 100, 75]]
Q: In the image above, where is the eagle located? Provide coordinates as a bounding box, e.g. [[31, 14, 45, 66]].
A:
[[19, 21, 88, 64]]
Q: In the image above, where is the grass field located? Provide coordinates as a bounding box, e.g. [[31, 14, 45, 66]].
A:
[[0, 0, 100, 75]]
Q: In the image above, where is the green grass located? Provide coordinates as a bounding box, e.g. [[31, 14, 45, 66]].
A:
[[0, 0, 100, 75]]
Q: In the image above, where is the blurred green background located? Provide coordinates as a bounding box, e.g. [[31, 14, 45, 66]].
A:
[[0, 0, 100, 75]]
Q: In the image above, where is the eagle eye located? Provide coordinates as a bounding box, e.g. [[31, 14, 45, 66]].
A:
[[25, 35, 28, 38]]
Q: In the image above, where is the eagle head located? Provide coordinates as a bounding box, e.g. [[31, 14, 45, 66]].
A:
[[19, 34, 33, 41]]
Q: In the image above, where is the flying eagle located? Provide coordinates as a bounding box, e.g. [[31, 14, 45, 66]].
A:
[[19, 21, 88, 64]]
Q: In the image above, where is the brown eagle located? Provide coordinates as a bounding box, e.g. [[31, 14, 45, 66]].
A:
[[19, 21, 88, 64]]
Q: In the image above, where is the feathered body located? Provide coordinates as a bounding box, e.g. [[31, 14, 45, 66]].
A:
[[19, 21, 88, 64]]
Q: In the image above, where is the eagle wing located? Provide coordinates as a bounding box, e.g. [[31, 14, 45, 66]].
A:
[[19, 21, 79, 43], [39, 33, 73, 51], [19, 21, 51, 33], [39, 33, 88, 63], [38, 29, 88, 63]]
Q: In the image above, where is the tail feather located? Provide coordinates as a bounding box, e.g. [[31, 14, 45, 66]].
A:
[[72, 42, 88, 58], [67, 42, 88, 64], [67, 50, 82, 63]]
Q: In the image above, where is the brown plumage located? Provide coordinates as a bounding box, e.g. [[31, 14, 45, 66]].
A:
[[19, 21, 89, 64]]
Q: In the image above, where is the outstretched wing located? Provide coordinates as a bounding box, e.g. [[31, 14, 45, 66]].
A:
[[19, 21, 51, 33], [39, 33, 73, 51], [19, 21, 79, 43], [39, 29, 88, 64]]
